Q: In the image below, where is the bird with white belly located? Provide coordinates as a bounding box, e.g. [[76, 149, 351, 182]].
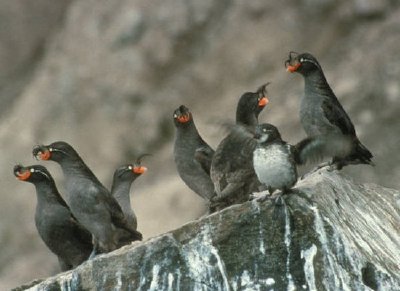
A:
[[253, 123, 298, 195]]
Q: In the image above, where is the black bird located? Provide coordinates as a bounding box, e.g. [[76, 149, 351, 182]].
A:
[[285, 52, 373, 170], [173, 105, 216, 200], [14, 164, 92, 270], [32, 141, 142, 256], [253, 124, 298, 195], [111, 161, 146, 230], [110, 156, 147, 247], [210, 83, 269, 207]]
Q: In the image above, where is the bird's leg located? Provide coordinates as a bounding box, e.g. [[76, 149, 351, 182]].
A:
[[250, 186, 277, 202], [249, 184, 269, 201], [206, 196, 224, 213], [328, 157, 352, 171], [268, 186, 275, 196]]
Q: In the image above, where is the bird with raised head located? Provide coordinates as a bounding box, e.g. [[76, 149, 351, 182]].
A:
[[111, 156, 147, 247], [14, 164, 92, 270], [173, 105, 216, 201], [32, 141, 142, 256], [285, 52, 373, 170], [210, 83, 269, 208]]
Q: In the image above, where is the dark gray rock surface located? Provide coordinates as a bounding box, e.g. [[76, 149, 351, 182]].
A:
[[15, 171, 400, 290]]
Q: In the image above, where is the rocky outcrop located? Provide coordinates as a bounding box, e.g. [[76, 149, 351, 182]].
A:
[[16, 170, 400, 290]]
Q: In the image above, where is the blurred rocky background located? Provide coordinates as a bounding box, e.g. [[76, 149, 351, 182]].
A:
[[1, 0, 399, 289]]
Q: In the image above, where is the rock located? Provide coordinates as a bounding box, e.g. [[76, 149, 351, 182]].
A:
[[15, 171, 400, 290], [0, 0, 71, 112], [353, 0, 388, 18]]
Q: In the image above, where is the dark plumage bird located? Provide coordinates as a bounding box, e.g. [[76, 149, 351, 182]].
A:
[[210, 83, 269, 207], [111, 160, 146, 248], [253, 124, 298, 194], [32, 141, 142, 256], [173, 105, 216, 200], [285, 52, 373, 170], [14, 164, 92, 270], [111, 156, 147, 244]]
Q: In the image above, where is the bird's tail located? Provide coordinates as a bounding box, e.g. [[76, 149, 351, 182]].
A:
[[353, 140, 374, 166]]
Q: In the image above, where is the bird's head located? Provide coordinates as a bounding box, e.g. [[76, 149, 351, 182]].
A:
[[285, 52, 322, 75], [14, 164, 53, 184], [114, 154, 149, 181], [173, 105, 193, 126], [33, 141, 78, 163], [254, 123, 281, 144], [236, 83, 270, 124]]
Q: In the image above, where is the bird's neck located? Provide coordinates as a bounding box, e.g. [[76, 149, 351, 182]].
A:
[[111, 179, 133, 204], [34, 182, 67, 207], [236, 111, 258, 127], [59, 158, 99, 181], [303, 70, 334, 97], [112, 181, 133, 215], [176, 122, 204, 145]]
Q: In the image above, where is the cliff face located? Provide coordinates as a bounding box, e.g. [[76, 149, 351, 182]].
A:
[[16, 170, 400, 291]]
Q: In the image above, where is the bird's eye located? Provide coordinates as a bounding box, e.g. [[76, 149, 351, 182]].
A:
[[49, 148, 53, 152], [263, 128, 267, 132], [128, 165, 133, 170], [300, 58, 304, 62], [30, 168, 35, 172], [173, 114, 178, 118]]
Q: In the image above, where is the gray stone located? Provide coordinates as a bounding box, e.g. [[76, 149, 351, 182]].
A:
[[16, 171, 400, 290]]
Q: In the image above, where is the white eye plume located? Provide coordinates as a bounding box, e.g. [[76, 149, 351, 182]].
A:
[[259, 133, 269, 143]]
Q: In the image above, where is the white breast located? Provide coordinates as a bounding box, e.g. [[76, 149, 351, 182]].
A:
[[253, 144, 297, 190]]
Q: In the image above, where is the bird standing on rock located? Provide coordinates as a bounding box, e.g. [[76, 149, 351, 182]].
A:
[[210, 83, 269, 207], [32, 141, 142, 256], [111, 156, 147, 246], [285, 52, 373, 170], [173, 105, 216, 201], [14, 164, 92, 270], [253, 124, 298, 195]]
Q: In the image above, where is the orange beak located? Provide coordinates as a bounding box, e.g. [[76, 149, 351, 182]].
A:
[[39, 150, 51, 161], [133, 166, 147, 174], [286, 63, 301, 73], [258, 97, 269, 107], [177, 114, 190, 123], [16, 170, 31, 181]]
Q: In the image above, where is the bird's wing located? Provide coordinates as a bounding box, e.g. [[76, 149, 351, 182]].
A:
[[194, 145, 214, 175], [286, 143, 299, 166], [321, 98, 356, 136], [295, 134, 353, 165], [69, 214, 93, 247], [211, 127, 258, 197], [104, 190, 143, 240]]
